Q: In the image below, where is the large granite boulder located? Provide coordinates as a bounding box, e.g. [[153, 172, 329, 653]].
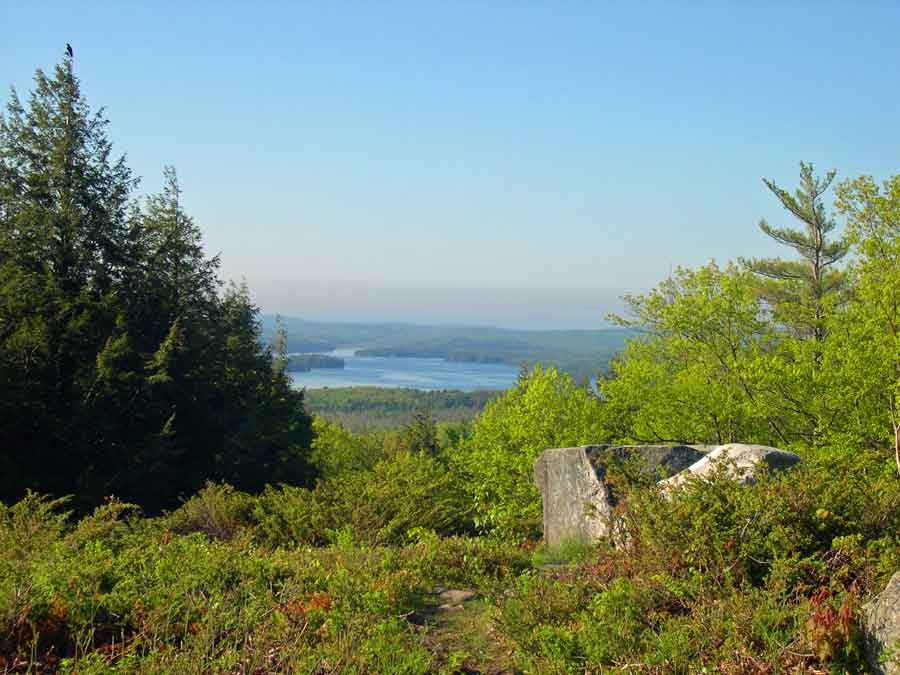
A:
[[658, 443, 802, 491], [864, 571, 900, 674], [533, 445, 710, 547]]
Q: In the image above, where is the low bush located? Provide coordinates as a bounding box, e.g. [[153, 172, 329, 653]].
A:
[[165, 482, 254, 541], [401, 531, 533, 593], [0, 494, 442, 672], [255, 449, 473, 548], [2, 444, 899, 672]]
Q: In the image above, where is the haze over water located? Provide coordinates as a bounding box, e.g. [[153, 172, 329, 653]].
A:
[[288, 349, 520, 392]]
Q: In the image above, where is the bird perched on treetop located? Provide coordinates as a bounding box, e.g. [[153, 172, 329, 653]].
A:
[[66, 44, 73, 57]]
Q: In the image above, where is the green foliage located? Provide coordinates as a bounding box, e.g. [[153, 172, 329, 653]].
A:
[[605, 262, 785, 445], [826, 174, 900, 464], [399, 408, 440, 455], [401, 532, 532, 592], [165, 482, 254, 541], [0, 490, 447, 673], [286, 353, 345, 371], [255, 449, 472, 548], [309, 416, 387, 479], [1, 447, 898, 673], [305, 386, 501, 431], [531, 535, 595, 568], [455, 365, 608, 538]]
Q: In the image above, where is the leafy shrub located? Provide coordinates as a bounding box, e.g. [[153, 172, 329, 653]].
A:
[[165, 481, 253, 541], [0, 489, 442, 672], [309, 417, 388, 479], [453, 365, 608, 539], [255, 450, 472, 548], [1, 443, 898, 674], [401, 532, 532, 592]]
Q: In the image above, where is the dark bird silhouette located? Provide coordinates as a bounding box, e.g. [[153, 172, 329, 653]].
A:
[[66, 43, 73, 58]]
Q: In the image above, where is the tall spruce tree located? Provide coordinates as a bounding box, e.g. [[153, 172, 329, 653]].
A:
[[740, 162, 849, 342], [0, 52, 137, 501], [0, 53, 314, 510]]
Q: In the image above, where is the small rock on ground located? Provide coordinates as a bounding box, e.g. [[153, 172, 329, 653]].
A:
[[438, 588, 477, 606]]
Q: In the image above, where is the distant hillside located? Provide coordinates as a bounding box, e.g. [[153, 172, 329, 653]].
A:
[[261, 317, 635, 382], [305, 386, 501, 431], [286, 354, 345, 372]]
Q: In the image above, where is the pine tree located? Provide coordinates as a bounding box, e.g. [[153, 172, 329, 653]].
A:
[[0, 54, 315, 510], [740, 162, 849, 342], [0, 51, 137, 503], [272, 314, 290, 375], [402, 407, 439, 456], [216, 283, 314, 491]]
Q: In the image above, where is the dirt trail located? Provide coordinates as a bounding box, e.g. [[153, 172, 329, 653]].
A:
[[412, 588, 516, 674]]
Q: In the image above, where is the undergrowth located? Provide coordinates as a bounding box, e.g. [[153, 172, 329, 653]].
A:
[[1, 446, 899, 673]]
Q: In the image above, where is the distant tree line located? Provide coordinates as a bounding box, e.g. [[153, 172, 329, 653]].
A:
[[263, 319, 634, 384], [306, 386, 499, 414], [304, 387, 501, 432], [286, 354, 345, 371], [0, 55, 314, 512]]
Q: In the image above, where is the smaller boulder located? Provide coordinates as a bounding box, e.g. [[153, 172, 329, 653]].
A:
[[864, 571, 900, 675], [659, 443, 801, 491]]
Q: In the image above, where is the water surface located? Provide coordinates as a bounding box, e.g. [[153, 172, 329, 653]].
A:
[[288, 349, 519, 391]]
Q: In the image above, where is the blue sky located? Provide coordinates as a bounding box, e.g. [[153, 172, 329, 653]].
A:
[[3, 1, 899, 328]]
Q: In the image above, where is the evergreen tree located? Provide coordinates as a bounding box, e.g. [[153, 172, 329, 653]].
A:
[[740, 162, 849, 342], [0, 54, 315, 510], [216, 283, 313, 492], [401, 407, 439, 456], [0, 52, 137, 502], [272, 314, 290, 375]]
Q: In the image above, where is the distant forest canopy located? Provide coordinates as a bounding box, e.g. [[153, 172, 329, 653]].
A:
[[305, 386, 501, 431], [286, 354, 345, 372], [261, 316, 635, 383]]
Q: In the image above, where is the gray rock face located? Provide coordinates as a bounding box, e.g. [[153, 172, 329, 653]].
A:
[[658, 443, 802, 491], [533, 445, 710, 547], [864, 572, 900, 674]]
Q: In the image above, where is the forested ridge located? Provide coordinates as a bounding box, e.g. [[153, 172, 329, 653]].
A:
[[286, 354, 345, 372], [305, 386, 501, 430], [4, 55, 900, 673], [261, 316, 633, 383]]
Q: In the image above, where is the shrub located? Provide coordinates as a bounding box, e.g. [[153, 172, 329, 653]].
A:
[[165, 481, 254, 541], [488, 447, 900, 672], [309, 417, 387, 479], [400, 532, 532, 592], [254, 450, 472, 548]]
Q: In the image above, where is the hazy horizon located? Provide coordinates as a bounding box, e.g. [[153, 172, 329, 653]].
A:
[[4, 2, 899, 330], [257, 283, 631, 330], [260, 310, 630, 333]]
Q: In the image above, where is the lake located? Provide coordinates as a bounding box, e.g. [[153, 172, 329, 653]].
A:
[[288, 349, 520, 391]]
